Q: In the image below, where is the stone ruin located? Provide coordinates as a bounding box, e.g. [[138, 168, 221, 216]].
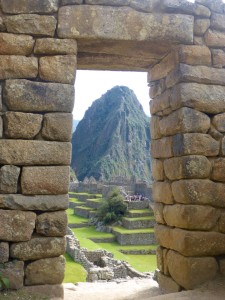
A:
[[0, 0, 225, 297]]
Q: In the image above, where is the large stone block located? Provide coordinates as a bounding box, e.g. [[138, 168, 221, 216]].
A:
[[0, 242, 9, 263], [218, 211, 225, 233], [172, 179, 225, 208], [21, 166, 70, 195], [212, 49, 225, 68], [0, 140, 71, 166], [219, 258, 225, 275], [196, 0, 223, 13], [42, 113, 73, 142], [0, 210, 36, 242], [152, 159, 164, 181], [211, 13, 225, 31], [150, 116, 161, 139], [0, 165, 20, 194], [194, 19, 210, 36], [159, 107, 210, 136], [151, 136, 173, 158], [5, 14, 57, 37], [62, 0, 83, 4], [167, 250, 218, 290], [34, 38, 77, 55], [163, 204, 219, 230], [36, 211, 67, 237], [205, 29, 225, 47], [212, 158, 225, 182], [0, 261, 24, 290], [173, 133, 219, 157], [0, 194, 69, 211], [164, 155, 211, 180], [150, 89, 170, 115], [4, 112, 43, 139], [155, 224, 225, 256], [25, 256, 65, 286], [212, 113, 225, 132], [177, 45, 211, 66], [157, 272, 181, 293], [10, 237, 66, 260], [58, 6, 194, 45], [39, 55, 77, 84], [0, 33, 34, 55], [152, 181, 174, 204], [0, 56, 38, 80], [1, 0, 59, 13], [4, 79, 74, 113], [153, 202, 165, 224]]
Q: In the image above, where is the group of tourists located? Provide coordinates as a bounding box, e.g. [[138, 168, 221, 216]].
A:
[[125, 193, 148, 201]]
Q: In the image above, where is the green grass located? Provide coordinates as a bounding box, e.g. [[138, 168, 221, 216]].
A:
[[72, 226, 115, 240], [126, 254, 156, 272], [69, 197, 83, 204], [76, 206, 94, 211], [123, 216, 155, 221], [64, 253, 87, 283], [67, 208, 89, 224], [112, 226, 155, 234]]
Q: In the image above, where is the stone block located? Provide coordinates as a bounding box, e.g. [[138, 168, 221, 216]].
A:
[[208, 124, 223, 140], [155, 224, 225, 256], [196, 0, 223, 12], [5, 14, 57, 37], [193, 36, 205, 45], [21, 166, 70, 195], [153, 202, 165, 224], [212, 113, 225, 132], [167, 250, 218, 290], [4, 79, 74, 113], [0, 242, 9, 263], [58, 6, 194, 45], [25, 256, 65, 286], [157, 272, 181, 293], [39, 55, 77, 84], [1, 0, 59, 13], [156, 246, 164, 272], [4, 112, 42, 139], [205, 29, 225, 47], [0, 140, 71, 166], [0, 194, 69, 211], [152, 181, 174, 204], [194, 19, 210, 36], [173, 133, 219, 157], [149, 79, 165, 99], [150, 116, 161, 139], [34, 38, 77, 55], [0, 261, 24, 290], [0, 33, 34, 55], [130, 0, 159, 13], [212, 49, 225, 68], [172, 179, 225, 208], [177, 45, 211, 66], [152, 159, 164, 181], [42, 113, 73, 142], [10, 237, 66, 260], [0, 165, 20, 194], [150, 89, 170, 115], [212, 158, 225, 182], [221, 137, 225, 156], [218, 211, 225, 233], [219, 258, 225, 275], [171, 83, 225, 114], [62, 0, 83, 4], [151, 136, 173, 158], [164, 155, 211, 180], [0, 210, 36, 242], [0, 116, 3, 137], [211, 13, 225, 31], [0, 56, 38, 80], [0, 17, 6, 32], [163, 204, 219, 230], [159, 107, 210, 136], [36, 211, 67, 237]]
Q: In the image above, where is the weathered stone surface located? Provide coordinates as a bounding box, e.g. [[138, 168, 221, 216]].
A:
[[4, 112, 42, 139], [211, 13, 225, 31], [25, 256, 65, 286], [10, 237, 66, 260], [5, 14, 57, 37], [212, 49, 225, 69], [156, 246, 164, 272], [164, 155, 211, 180], [155, 224, 225, 256], [163, 204, 219, 230], [34, 38, 77, 55], [1, 0, 59, 13], [205, 29, 225, 47], [0, 17, 6, 32], [62, 0, 83, 4], [196, 0, 223, 13], [194, 19, 210, 36], [0, 116, 3, 138], [36, 211, 67, 237], [21, 166, 70, 195], [172, 179, 225, 208], [151, 136, 173, 158], [177, 45, 211, 66], [42, 113, 73, 142], [173, 133, 219, 157], [0, 210, 36, 242], [208, 124, 223, 140], [218, 211, 225, 233], [149, 79, 165, 99], [58, 6, 194, 45], [157, 272, 181, 293], [0, 242, 9, 263], [0, 140, 71, 166], [150, 116, 161, 139], [154, 202, 165, 224], [152, 181, 174, 204], [0, 165, 20, 194], [0, 56, 38, 80], [39, 56, 77, 84], [212, 158, 225, 182], [18, 285, 64, 299], [152, 159, 164, 181], [171, 83, 225, 114], [212, 113, 225, 132], [167, 250, 218, 290], [159, 107, 210, 136], [0, 261, 24, 290], [0, 33, 34, 55], [193, 36, 205, 45], [221, 137, 225, 156], [150, 89, 170, 115], [219, 258, 225, 275], [4, 79, 74, 113], [0, 194, 69, 211]]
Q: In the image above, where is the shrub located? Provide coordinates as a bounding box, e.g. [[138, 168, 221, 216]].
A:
[[97, 188, 127, 225], [0, 270, 10, 290]]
